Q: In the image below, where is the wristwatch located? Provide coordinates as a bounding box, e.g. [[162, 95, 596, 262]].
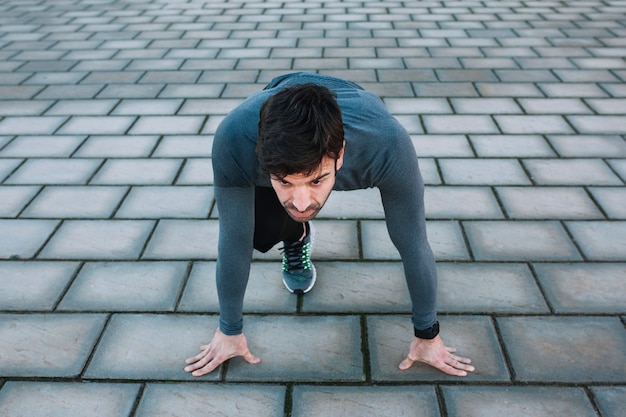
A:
[[414, 321, 440, 339]]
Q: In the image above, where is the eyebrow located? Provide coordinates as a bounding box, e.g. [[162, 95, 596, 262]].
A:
[[272, 171, 331, 183]]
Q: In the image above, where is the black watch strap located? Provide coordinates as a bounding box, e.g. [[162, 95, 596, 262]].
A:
[[414, 321, 440, 339]]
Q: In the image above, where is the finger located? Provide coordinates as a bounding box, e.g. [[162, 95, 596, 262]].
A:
[[445, 356, 475, 374], [192, 360, 221, 377], [450, 354, 472, 365], [184, 352, 212, 373], [445, 346, 457, 353], [398, 355, 415, 371], [242, 350, 261, 365], [185, 345, 212, 364]]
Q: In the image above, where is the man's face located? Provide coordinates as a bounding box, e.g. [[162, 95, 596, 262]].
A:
[[270, 150, 344, 223]]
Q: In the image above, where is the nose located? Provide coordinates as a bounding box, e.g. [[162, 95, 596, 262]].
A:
[[292, 187, 312, 212]]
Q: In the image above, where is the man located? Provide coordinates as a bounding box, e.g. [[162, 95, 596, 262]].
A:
[[184, 73, 474, 377]]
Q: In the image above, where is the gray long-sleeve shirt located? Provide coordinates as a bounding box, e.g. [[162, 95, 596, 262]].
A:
[[212, 73, 437, 335]]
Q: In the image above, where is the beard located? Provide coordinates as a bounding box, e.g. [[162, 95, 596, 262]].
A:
[[283, 202, 322, 223]]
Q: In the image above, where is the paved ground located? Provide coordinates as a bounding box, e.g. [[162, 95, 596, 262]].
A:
[[0, 0, 625, 416]]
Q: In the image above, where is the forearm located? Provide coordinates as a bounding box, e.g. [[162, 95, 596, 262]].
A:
[[214, 186, 255, 335]]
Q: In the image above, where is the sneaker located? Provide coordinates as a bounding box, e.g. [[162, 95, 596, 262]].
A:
[[281, 222, 316, 294]]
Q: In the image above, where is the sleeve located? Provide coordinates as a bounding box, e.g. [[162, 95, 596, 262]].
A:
[[214, 185, 255, 335], [376, 122, 438, 331]]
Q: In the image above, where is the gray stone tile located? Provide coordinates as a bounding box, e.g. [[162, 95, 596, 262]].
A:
[[418, 158, 442, 185], [589, 187, 626, 219], [566, 221, 626, 261], [0, 158, 23, 182], [518, 98, 592, 114], [39, 220, 154, 260], [91, 159, 182, 185], [112, 98, 183, 115], [368, 315, 509, 382], [439, 159, 531, 185], [590, 386, 626, 417], [469, 135, 556, 157], [152, 135, 213, 157], [497, 316, 626, 382], [534, 263, 626, 314], [23, 186, 127, 218], [464, 221, 582, 261], [547, 134, 626, 157], [319, 189, 384, 219], [0, 382, 140, 417], [412, 135, 475, 157], [0, 185, 39, 217], [423, 115, 499, 134], [0, 219, 58, 259], [0, 313, 106, 377], [97, 84, 164, 99], [58, 261, 187, 311], [84, 314, 220, 380], [608, 159, 626, 182], [143, 219, 218, 260], [178, 98, 243, 115], [0, 135, 84, 157], [496, 186, 603, 219], [0, 99, 54, 116], [178, 261, 297, 313], [425, 186, 503, 219], [292, 386, 439, 417], [5, 158, 101, 185], [568, 115, 626, 134], [451, 98, 522, 114], [443, 386, 598, 417], [302, 262, 411, 313], [175, 158, 213, 185], [0, 261, 79, 310], [116, 186, 213, 218], [58, 116, 135, 135], [0, 116, 67, 135], [136, 384, 285, 417], [45, 99, 118, 115], [495, 115, 574, 134], [74, 135, 159, 158], [361, 220, 470, 261], [129, 115, 204, 135], [523, 159, 622, 185], [253, 220, 360, 261], [437, 263, 549, 313], [383, 97, 451, 114], [226, 315, 364, 382]]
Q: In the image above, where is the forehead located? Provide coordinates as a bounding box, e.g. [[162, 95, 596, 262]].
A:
[[275, 156, 335, 181]]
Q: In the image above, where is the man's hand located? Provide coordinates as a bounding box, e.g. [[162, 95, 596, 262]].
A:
[[398, 335, 474, 376], [184, 328, 261, 377]]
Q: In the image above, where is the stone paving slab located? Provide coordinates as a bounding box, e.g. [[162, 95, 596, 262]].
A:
[[135, 383, 285, 417], [590, 386, 626, 417], [464, 221, 582, 261], [436, 263, 549, 314], [225, 315, 363, 382], [361, 220, 470, 261], [58, 261, 187, 312], [0, 382, 140, 417], [0, 313, 106, 377], [292, 385, 439, 417], [442, 386, 598, 417], [0, 261, 79, 311], [178, 261, 297, 314], [497, 316, 626, 383], [84, 314, 220, 381], [368, 315, 509, 382], [534, 263, 626, 314], [39, 219, 154, 260]]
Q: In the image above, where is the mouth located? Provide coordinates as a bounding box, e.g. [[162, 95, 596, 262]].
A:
[[288, 208, 317, 221]]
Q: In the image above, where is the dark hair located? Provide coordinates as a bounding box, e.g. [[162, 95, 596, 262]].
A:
[[257, 83, 344, 177]]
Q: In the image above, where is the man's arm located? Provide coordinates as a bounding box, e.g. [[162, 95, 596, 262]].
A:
[[377, 124, 474, 376], [184, 185, 260, 376]]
